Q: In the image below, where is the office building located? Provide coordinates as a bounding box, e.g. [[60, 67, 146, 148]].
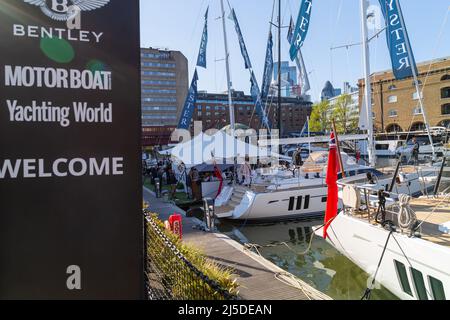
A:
[[141, 48, 188, 146]]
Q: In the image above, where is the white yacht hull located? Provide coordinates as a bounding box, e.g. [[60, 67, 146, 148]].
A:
[[218, 172, 431, 222], [325, 213, 450, 300]]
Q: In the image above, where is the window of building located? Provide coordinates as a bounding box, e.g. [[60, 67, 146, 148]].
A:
[[441, 87, 450, 99], [410, 122, 426, 131], [413, 107, 423, 115], [441, 104, 450, 115], [438, 120, 450, 128], [441, 75, 450, 81], [412, 92, 423, 100], [142, 97, 176, 103], [141, 62, 176, 68], [388, 109, 398, 117], [413, 80, 423, 86], [394, 260, 413, 296], [388, 95, 398, 103], [141, 71, 175, 77], [388, 84, 397, 90], [428, 276, 446, 300], [386, 124, 403, 133]]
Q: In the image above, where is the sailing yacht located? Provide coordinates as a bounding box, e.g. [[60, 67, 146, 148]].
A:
[[213, 0, 437, 222], [323, 164, 450, 300], [214, 150, 436, 221], [321, 0, 450, 300]]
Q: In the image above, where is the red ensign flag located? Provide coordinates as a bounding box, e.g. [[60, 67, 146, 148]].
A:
[[214, 165, 224, 198], [323, 131, 339, 239]]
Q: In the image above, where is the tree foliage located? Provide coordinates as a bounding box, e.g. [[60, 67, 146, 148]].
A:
[[309, 94, 358, 134], [332, 94, 359, 134], [309, 100, 331, 133]]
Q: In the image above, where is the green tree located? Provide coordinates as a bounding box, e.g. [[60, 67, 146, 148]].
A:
[[332, 94, 359, 134], [310, 100, 331, 132]]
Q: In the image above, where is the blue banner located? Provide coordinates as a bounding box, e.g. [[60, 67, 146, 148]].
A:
[[230, 9, 252, 69], [177, 70, 199, 130], [196, 7, 209, 68], [261, 31, 273, 100], [379, 0, 418, 80], [289, 0, 313, 61], [288, 16, 310, 94], [250, 72, 271, 129]]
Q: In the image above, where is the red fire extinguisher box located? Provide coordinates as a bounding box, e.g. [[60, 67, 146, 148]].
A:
[[168, 214, 183, 240]]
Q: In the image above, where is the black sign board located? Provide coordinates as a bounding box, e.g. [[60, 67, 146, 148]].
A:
[[0, 0, 143, 299]]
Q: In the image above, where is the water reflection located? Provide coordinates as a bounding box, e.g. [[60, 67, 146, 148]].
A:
[[218, 219, 398, 300]]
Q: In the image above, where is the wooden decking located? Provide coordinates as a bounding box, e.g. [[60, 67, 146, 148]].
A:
[[143, 187, 331, 300], [410, 197, 450, 247], [350, 196, 450, 248]]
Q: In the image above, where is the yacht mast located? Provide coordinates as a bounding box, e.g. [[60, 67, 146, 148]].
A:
[[360, 0, 376, 167], [220, 0, 235, 132], [277, 0, 282, 143], [220, 0, 237, 182]]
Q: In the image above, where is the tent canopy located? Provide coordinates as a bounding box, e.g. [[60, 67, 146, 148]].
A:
[[170, 131, 281, 167]]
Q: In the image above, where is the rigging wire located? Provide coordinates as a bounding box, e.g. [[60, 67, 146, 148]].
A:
[[402, 6, 450, 144]]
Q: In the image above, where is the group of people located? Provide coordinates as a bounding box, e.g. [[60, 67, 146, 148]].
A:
[[144, 159, 179, 200]]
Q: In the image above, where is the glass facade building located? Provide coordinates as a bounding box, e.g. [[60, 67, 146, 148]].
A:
[[141, 48, 188, 146]]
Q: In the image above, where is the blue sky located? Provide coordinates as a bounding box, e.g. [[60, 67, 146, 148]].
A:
[[140, 0, 450, 102]]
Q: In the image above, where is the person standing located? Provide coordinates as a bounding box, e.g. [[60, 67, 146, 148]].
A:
[[189, 168, 202, 201], [239, 157, 252, 187], [166, 167, 178, 200], [411, 137, 420, 166]]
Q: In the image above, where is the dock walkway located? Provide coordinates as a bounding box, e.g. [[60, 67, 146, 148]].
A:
[[143, 187, 331, 300]]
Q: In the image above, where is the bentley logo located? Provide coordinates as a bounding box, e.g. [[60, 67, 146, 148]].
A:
[[23, 0, 111, 21]]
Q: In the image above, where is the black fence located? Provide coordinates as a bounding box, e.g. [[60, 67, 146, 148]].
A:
[[144, 212, 237, 300]]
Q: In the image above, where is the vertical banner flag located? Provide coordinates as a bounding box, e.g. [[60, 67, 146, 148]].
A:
[[230, 9, 252, 69], [296, 50, 311, 94], [288, 16, 310, 94], [197, 7, 209, 68], [323, 132, 339, 239], [289, 0, 313, 61], [261, 31, 274, 100], [178, 70, 199, 129], [251, 72, 272, 129], [230, 8, 270, 129], [378, 0, 418, 80]]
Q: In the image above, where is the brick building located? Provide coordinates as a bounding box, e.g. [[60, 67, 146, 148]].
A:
[[193, 91, 312, 137], [358, 57, 450, 133]]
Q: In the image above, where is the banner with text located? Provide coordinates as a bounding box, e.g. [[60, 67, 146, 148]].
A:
[[261, 31, 273, 101], [177, 69, 199, 130], [289, 0, 313, 61], [196, 7, 209, 68], [0, 0, 142, 299], [379, 0, 418, 80], [230, 9, 252, 69]]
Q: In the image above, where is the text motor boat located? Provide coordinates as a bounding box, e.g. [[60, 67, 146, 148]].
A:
[[214, 151, 435, 222], [322, 162, 448, 300]]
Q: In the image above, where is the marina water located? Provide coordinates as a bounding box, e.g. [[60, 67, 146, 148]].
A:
[[218, 158, 401, 300]]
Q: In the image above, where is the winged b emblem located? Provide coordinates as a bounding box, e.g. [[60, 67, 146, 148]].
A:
[[23, 0, 111, 21]]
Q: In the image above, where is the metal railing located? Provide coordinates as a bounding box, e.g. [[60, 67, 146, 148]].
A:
[[144, 212, 237, 300]]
